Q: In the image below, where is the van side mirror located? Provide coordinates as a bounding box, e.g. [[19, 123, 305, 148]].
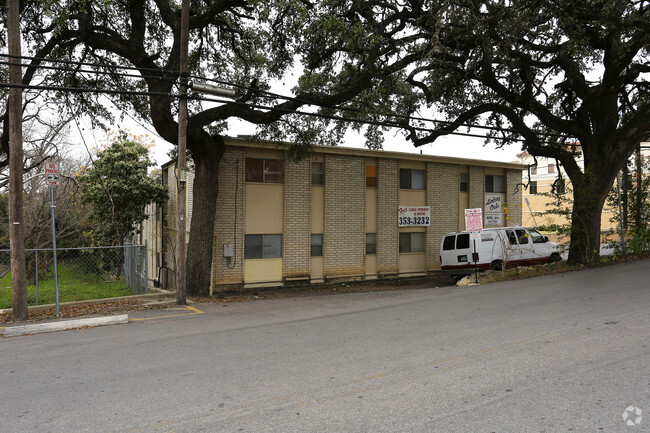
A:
[[544, 236, 549, 243]]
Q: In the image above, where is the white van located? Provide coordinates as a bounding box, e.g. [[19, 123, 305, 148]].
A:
[[440, 227, 561, 278]]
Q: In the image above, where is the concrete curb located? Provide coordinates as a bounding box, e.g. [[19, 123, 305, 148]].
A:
[[0, 292, 174, 315], [2, 314, 129, 337]]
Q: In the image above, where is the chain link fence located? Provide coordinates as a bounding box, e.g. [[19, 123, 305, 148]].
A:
[[0, 243, 148, 309]]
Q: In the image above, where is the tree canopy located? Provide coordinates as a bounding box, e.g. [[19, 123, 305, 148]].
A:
[[317, 0, 650, 264], [77, 133, 167, 246]]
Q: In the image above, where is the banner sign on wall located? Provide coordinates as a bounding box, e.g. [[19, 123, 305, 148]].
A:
[[398, 206, 431, 227]]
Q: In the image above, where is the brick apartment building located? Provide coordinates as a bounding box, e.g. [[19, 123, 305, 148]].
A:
[[156, 137, 524, 291]]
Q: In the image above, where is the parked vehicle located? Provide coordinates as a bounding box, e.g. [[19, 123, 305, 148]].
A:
[[440, 227, 562, 278]]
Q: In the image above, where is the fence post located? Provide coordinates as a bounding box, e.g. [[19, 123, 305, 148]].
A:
[[144, 240, 149, 294], [35, 250, 39, 306]]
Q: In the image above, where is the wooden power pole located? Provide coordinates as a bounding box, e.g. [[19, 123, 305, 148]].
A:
[[8, 0, 27, 320], [175, 0, 189, 305]]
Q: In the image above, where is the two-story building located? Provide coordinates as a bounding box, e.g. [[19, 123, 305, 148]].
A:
[[154, 137, 524, 291]]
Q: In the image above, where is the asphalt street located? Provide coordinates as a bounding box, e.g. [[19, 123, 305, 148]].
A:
[[1, 259, 649, 432]]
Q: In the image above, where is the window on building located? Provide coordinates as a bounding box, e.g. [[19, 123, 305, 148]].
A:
[[400, 168, 425, 190], [548, 164, 555, 174], [311, 234, 323, 257], [366, 233, 377, 255], [399, 232, 425, 253], [245, 158, 284, 183], [245, 234, 282, 259], [366, 165, 377, 187], [529, 181, 538, 194], [531, 166, 537, 175], [460, 173, 469, 192], [312, 162, 324, 185], [554, 179, 566, 195], [485, 175, 505, 193]]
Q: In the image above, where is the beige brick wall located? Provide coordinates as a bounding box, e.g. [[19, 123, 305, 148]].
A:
[[212, 147, 245, 288], [507, 169, 523, 226], [283, 158, 311, 279], [324, 154, 365, 277], [469, 166, 485, 210], [377, 158, 399, 276], [427, 163, 460, 270]]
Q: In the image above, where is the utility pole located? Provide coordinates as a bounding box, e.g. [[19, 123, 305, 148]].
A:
[[635, 142, 642, 229], [176, 0, 190, 305], [8, 0, 27, 320]]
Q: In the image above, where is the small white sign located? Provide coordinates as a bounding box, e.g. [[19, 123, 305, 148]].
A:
[[398, 206, 431, 227], [465, 208, 483, 232], [485, 212, 503, 226], [45, 162, 60, 186]]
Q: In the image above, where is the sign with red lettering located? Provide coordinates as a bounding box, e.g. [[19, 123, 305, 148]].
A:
[[465, 208, 483, 232], [398, 206, 431, 227], [45, 161, 60, 186]]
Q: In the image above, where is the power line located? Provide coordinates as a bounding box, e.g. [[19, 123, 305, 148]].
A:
[[4, 52, 567, 140], [0, 59, 177, 85]]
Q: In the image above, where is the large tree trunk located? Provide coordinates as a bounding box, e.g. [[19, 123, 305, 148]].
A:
[[185, 135, 225, 297], [566, 172, 613, 265]]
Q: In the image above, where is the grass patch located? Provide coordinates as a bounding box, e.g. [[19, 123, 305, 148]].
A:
[[0, 259, 132, 309]]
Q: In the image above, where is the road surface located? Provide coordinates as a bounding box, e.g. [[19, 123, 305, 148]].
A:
[[1, 259, 648, 432]]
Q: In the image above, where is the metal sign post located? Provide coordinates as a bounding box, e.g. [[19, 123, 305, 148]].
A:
[[465, 208, 484, 284], [45, 162, 61, 316]]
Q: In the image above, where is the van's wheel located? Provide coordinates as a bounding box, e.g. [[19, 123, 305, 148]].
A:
[[490, 260, 503, 271], [549, 252, 562, 263]]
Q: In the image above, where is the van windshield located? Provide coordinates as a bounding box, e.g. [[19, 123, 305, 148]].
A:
[[529, 229, 546, 244]]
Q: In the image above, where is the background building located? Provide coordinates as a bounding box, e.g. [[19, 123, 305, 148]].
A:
[[517, 143, 650, 242], [157, 138, 524, 291]]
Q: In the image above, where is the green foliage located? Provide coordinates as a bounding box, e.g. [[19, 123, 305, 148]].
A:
[[77, 134, 167, 246], [606, 157, 650, 256]]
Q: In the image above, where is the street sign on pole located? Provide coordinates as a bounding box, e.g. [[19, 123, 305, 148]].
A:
[[465, 208, 483, 232], [464, 208, 483, 284], [45, 161, 60, 186]]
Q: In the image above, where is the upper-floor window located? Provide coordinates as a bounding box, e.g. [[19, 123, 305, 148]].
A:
[[460, 172, 469, 192], [529, 181, 538, 194], [245, 158, 284, 183], [485, 175, 505, 193], [531, 166, 537, 175], [366, 165, 377, 187], [400, 168, 425, 190], [548, 164, 555, 174], [312, 162, 324, 185]]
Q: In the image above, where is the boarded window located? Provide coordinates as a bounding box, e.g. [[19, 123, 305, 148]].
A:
[[366, 165, 377, 187]]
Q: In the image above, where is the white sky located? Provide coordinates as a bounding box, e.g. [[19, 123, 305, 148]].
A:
[[71, 103, 523, 168]]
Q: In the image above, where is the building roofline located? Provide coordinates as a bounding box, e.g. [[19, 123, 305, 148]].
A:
[[162, 136, 526, 170], [223, 136, 525, 169]]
